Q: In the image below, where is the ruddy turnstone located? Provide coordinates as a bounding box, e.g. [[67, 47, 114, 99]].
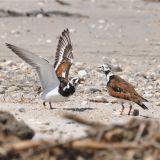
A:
[[6, 29, 80, 109], [98, 64, 148, 115]]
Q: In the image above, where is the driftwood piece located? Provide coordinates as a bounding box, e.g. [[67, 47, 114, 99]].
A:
[[0, 9, 89, 18], [0, 111, 34, 140], [143, 0, 160, 2], [1, 112, 160, 159], [55, 0, 71, 6]]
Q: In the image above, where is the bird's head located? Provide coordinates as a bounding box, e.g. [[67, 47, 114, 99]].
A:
[[69, 77, 80, 87], [98, 64, 111, 75]]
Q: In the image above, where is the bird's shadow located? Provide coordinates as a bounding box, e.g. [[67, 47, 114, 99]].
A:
[[139, 114, 155, 119], [118, 114, 154, 119], [63, 107, 94, 112]]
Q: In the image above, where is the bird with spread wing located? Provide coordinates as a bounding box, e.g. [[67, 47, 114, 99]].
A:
[[6, 29, 80, 109]]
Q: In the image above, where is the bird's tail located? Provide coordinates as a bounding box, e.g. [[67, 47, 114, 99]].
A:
[[138, 102, 148, 110], [140, 96, 148, 102]]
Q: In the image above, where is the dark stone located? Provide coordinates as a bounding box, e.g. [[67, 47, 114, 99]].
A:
[[18, 107, 26, 113], [89, 88, 101, 93], [133, 109, 139, 116]]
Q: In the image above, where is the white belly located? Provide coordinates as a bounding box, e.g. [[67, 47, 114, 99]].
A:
[[41, 87, 67, 102]]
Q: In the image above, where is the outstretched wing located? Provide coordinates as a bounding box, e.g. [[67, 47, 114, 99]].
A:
[[6, 43, 60, 91], [54, 29, 73, 79]]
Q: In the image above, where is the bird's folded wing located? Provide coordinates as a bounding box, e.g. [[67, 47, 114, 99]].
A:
[[110, 75, 135, 90], [108, 85, 132, 101], [6, 43, 60, 90], [107, 75, 137, 101]]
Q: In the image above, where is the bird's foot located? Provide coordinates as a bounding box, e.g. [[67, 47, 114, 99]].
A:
[[49, 102, 55, 110], [43, 101, 47, 109], [120, 112, 123, 115]]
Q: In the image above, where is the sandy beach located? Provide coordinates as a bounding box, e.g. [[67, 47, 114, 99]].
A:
[[0, 0, 159, 141]]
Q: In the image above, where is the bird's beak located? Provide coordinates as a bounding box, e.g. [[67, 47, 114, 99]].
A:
[[97, 66, 103, 72]]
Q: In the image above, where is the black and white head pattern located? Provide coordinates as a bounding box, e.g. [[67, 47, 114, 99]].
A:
[[98, 64, 111, 75]]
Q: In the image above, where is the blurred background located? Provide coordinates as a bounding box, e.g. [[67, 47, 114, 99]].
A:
[[0, 0, 160, 64]]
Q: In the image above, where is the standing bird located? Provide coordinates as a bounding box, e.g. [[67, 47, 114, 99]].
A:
[[6, 29, 80, 109], [98, 64, 148, 115]]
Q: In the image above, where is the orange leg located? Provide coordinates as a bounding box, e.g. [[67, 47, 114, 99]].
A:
[[49, 102, 54, 109], [128, 104, 132, 115], [43, 101, 55, 110], [120, 102, 125, 115]]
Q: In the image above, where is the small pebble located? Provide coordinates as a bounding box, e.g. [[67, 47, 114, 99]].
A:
[[89, 24, 96, 29], [7, 86, 18, 92], [154, 92, 160, 98], [46, 39, 52, 43], [112, 65, 122, 72], [66, 121, 75, 124], [98, 19, 105, 24], [144, 93, 153, 98], [0, 87, 5, 94], [147, 86, 153, 90], [155, 102, 160, 106], [78, 70, 88, 79], [111, 58, 117, 64], [92, 96, 108, 103], [6, 60, 17, 66], [89, 88, 101, 93], [97, 25, 103, 29], [18, 108, 26, 113], [133, 109, 139, 116], [74, 62, 86, 70], [69, 28, 76, 33], [43, 122, 50, 126], [81, 101, 88, 106], [37, 14, 43, 18]]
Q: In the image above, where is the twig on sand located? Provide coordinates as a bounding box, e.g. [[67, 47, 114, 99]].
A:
[[55, 0, 71, 6]]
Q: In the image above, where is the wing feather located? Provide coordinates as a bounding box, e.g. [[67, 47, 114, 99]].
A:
[[54, 29, 73, 79], [6, 43, 60, 91]]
